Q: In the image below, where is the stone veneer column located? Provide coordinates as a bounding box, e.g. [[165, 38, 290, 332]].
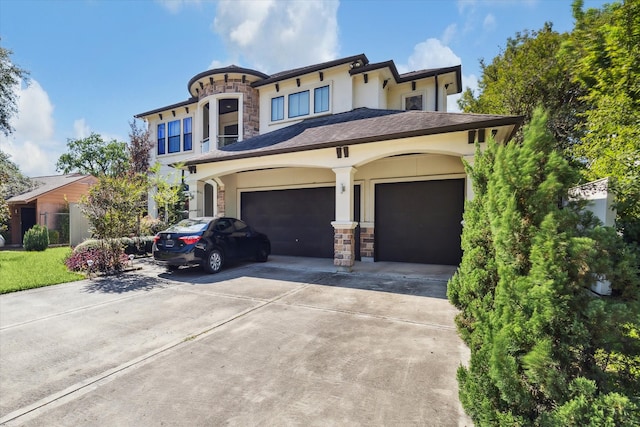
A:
[[331, 221, 357, 272], [359, 224, 375, 262], [216, 187, 225, 217]]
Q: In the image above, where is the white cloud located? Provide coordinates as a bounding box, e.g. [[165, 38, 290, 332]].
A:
[[156, 0, 201, 14], [441, 23, 458, 46], [212, 0, 339, 73], [483, 13, 496, 32], [405, 38, 462, 71], [13, 80, 54, 142], [0, 80, 61, 177], [73, 119, 91, 139]]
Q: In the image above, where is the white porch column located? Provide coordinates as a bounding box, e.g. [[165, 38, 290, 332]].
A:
[[186, 178, 205, 218], [463, 154, 475, 201], [333, 166, 356, 222], [331, 166, 357, 272], [210, 100, 218, 150]]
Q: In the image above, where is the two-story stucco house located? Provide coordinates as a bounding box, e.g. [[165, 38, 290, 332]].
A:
[[135, 53, 522, 271]]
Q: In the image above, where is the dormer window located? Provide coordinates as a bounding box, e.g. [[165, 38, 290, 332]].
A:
[[314, 85, 329, 113], [405, 94, 423, 111], [270, 83, 332, 124], [288, 90, 310, 118], [271, 96, 284, 121]]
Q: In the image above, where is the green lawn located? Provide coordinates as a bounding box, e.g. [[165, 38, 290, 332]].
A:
[[0, 247, 85, 294]]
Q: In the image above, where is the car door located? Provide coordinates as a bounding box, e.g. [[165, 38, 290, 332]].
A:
[[213, 218, 238, 258], [231, 219, 255, 258]]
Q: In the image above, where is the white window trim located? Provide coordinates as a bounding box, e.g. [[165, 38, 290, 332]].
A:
[[401, 90, 427, 111], [269, 81, 333, 125], [154, 113, 195, 158], [197, 93, 244, 150]]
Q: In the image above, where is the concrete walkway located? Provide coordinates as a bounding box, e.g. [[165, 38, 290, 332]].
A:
[[0, 257, 470, 426]]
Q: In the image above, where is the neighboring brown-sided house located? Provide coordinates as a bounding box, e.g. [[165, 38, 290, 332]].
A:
[[6, 174, 97, 245]]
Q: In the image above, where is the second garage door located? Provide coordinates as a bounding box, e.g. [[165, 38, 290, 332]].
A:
[[241, 187, 335, 258], [375, 179, 464, 265]]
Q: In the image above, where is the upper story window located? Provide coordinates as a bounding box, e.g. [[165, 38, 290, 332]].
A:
[[168, 120, 181, 153], [156, 116, 193, 156], [269, 83, 331, 124], [288, 90, 310, 118], [404, 94, 423, 111], [183, 117, 192, 151], [157, 124, 166, 155], [271, 96, 284, 121], [314, 85, 329, 113]]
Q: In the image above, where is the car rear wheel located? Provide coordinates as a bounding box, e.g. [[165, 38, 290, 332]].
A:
[[255, 245, 269, 262], [203, 248, 223, 273]]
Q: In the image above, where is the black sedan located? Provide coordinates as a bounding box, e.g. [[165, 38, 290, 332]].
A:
[[153, 217, 270, 273]]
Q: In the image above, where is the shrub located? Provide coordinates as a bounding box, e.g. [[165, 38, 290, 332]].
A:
[[74, 239, 101, 253], [122, 236, 155, 255], [48, 229, 60, 245], [74, 236, 154, 257], [66, 239, 129, 273], [23, 225, 49, 251], [140, 215, 166, 236]]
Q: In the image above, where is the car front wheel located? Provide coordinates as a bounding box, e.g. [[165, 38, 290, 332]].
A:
[[255, 244, 269, 262], [203, 248, 223, 273]]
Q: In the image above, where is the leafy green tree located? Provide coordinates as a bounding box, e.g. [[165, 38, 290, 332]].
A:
[[79, 174, 148, 239], [0, 149, 35, 235], [450, 109, 639, 425], [457, 23, 586, 152], [149, 162, 187, 225], [566, 0, 640, 242], [56, 133, 129, 177], [0, 39, 29, 136]]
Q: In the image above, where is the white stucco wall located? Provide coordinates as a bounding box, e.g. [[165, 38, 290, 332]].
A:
[[258, 65, 355, 134]]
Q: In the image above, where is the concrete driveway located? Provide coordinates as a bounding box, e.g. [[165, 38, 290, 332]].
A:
[[0, 256, 471, 426]]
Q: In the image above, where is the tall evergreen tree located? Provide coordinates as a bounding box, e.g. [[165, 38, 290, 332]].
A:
[[449, 109, 639, 425]]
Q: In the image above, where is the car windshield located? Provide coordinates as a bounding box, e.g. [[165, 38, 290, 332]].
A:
[[165, 219, 209, 233]]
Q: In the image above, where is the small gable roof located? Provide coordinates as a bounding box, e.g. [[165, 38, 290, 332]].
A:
[[7, 174, 95, 204], [181, 108, 523, 166]]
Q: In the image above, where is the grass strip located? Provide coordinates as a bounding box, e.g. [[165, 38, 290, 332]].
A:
[[0, 247, 85, 294]]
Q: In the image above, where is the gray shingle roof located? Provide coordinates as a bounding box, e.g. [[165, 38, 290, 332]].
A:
[[182, 108, 522, 166]]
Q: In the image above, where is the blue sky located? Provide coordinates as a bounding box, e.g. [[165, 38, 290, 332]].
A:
[[0, 0, 608, 177]]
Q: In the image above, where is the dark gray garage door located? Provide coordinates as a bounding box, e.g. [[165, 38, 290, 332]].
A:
[[375, 179, 464, 265], [241, 187, 335, 258]]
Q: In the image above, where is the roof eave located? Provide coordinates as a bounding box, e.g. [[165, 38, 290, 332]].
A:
[[182, 115, 523, 166], [135, 98, 198, 119], [252, 54, 369, 88]]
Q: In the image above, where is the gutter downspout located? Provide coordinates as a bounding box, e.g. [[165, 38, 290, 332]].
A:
[[435, 74, 439, 112]]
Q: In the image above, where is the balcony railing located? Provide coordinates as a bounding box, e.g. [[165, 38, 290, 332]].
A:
[[218, 135, 239, 148], [201, 135, 239, 152]]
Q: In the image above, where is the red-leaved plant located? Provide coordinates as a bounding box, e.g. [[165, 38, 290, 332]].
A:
[[66, 240, 129, 273]]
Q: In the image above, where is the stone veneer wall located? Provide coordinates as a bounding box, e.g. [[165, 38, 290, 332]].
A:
[[201, 79, 260, 139], [216, 187, 225, 217], [359, 226, 375, 258], [334, 228, 355, 269]]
